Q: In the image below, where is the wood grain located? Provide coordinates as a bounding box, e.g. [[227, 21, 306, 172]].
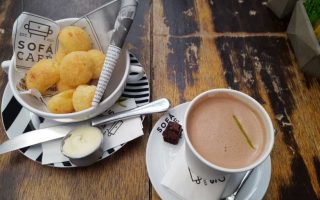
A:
[[0, 0, 319, 199], [151, 0, 319, 199], [210, 0, 289, 32], [215, 36, 320, 199]]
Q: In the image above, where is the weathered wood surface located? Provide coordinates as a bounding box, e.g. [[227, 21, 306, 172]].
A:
[[0, 0, 319, 199], [0, 0, 151, 199], [151, 0, 319, 200]]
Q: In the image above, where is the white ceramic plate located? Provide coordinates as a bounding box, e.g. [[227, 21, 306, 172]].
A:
[[146, 103, 271, 200], [1, 54, 150, 168]]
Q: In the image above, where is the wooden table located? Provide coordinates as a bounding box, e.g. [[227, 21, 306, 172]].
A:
[[0, 0, 319, 199]]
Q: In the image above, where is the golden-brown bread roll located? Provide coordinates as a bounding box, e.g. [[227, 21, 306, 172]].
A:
[[48, 89, 75, 113], [72, 85, 96, 112], [26, 59, 59, 94], [58, 26, 92, 53], [59, 51, 94, 87], [56, 80, 76, 93], [87, 49, 105, 79], [53, 48, 68, 70]]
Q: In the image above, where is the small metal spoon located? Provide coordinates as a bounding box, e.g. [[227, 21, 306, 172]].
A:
[[221, 169, 253, 200], [91, 98, 171, 126], [60, 98, 171, 166]]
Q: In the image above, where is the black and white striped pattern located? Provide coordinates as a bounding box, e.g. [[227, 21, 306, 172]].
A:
[[0, 54, 150, 168], [122, 54, 150, 106]]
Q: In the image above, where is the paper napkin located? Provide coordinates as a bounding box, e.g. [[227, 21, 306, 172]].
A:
[[41, 98, 143, 165], [161, 146, 229, 200]]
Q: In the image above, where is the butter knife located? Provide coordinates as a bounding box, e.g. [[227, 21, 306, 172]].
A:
[[0, 98, 170, 155]]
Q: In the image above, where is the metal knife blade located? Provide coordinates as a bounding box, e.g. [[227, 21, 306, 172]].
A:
[[0, 98, 171, 155], [0, 125, 75, 155]]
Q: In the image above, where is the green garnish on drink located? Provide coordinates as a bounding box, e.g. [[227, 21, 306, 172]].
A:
[[233, 115, 255, 150]]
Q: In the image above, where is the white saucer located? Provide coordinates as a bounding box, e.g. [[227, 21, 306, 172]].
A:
[[146, 103, 271, 200]]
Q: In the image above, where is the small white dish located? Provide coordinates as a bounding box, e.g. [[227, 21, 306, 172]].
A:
[[146, 103, 271, 200], [3, 17, 143, 122]]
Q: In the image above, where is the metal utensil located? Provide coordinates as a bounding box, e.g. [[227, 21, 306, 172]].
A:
[[221, 170, 253, 200], [0, 98, 170, 155], [92, 0, 138, 106], [91, 98, 170, 126]]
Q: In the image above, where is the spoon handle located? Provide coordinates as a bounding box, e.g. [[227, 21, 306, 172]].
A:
[[229, 170, 253, 199], [91, 98, 171, 126]]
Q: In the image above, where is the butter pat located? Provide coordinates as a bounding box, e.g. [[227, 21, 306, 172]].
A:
[[62, 126, 103, 158]]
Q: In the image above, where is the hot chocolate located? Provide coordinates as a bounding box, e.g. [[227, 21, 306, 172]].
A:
[[187, 94, 267, 169]]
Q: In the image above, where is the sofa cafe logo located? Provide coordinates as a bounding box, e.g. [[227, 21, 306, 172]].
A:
[[16, 20, 55, 62], [157, 113, 179, 133]]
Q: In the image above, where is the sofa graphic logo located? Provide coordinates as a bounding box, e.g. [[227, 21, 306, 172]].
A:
[[24, 21, 53, 39], [106, 121, 124, 136]]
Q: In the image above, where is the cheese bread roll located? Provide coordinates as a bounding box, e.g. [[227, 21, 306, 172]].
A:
[[88, 49, 105, 79], [72, 85, 96, 112], [53, 48, 68, 70], [26, 59, 59, 94], [58, 26, 92, 53], [60, 51, 94, 87], [48, 89, 75, 114], [56, 80, 76, 93]]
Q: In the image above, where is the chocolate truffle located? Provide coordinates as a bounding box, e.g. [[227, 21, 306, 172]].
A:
[[162, 121, 182, 145]]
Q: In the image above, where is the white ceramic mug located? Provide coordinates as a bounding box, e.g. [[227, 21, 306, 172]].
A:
[[1, 18, 144, 122], [183, 89, 274, 179]]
